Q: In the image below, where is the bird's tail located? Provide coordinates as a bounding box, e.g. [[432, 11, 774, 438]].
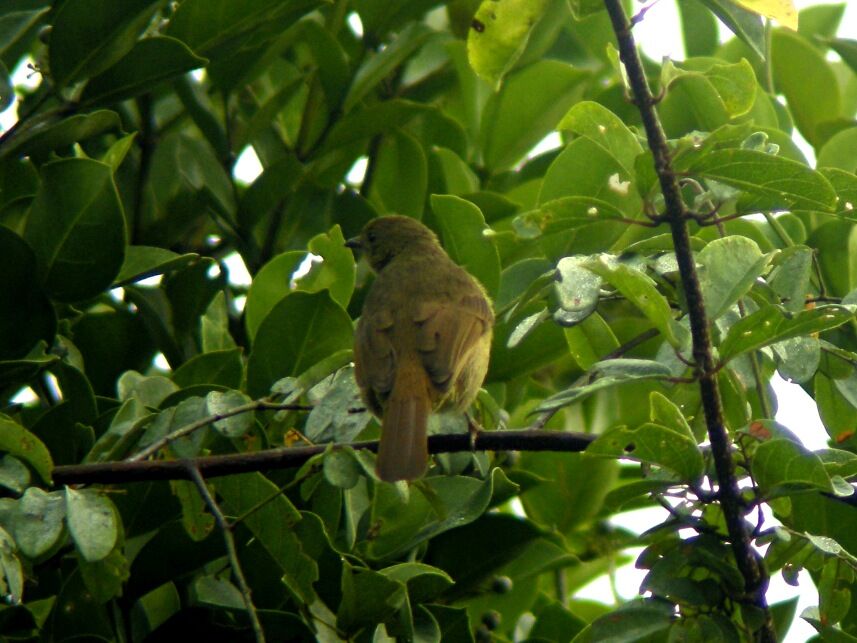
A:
[[376, 358, 431, 482]]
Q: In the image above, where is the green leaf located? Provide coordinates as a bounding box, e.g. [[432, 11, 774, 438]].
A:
[[817, 127, 857, 174], [536, 359, 675, 412], [698, 236, 774, 320], [769, 245, 813, 312], [558, 101, 643, 174], [189, 575, 244, 610], [0, 110, 121, 161], [140, 396, 209, 459], [24, 158, 126, 302], [205, 389, 253, 438], [680, 148, 837, 212], [367, 129, 428, 217], [172, 349, 243, 389], [430, 195, 501, 297], [0, 416, 53, 484], [752, 438, 833, 495], [171, 480, 215, 542], [118, 370, 178, 408], [345, 22, 434, 110], [513, 196, 627, 240], [81, 36, 207, 106], [481, 60, 588, 171], [216, 472, 317, 603], [0, 455, 29, 495], [48, 0, 160, 87], [772, 336, 820, 384], [337, 562, 407, 635], [698, 0, 765, 58], [584, 257, 686, 347], [305, 366, 371, 444], [828, 38, 857, 75], [588, 421, 704, 481], [247, 291, 353, 397], [11, 488, 65, 559], [65, 488, 118, 562], [244, 250, 305, 341], [466, 0, 550, 86], [294, 225, 357, 308], [719, 304, 853, 361], [0, 227, 55, 360], [553, 255, 601, 325], [113, 247, 199, 286], [771, 28, 842, 147]]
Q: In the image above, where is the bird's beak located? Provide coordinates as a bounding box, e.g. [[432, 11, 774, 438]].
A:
[[344, 236, 362, 250]]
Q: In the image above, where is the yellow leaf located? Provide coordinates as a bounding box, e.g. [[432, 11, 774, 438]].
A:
[[733, 0, 797, 30]]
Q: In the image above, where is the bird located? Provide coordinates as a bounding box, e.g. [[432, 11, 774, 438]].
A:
[[346, 215, 494, 482]]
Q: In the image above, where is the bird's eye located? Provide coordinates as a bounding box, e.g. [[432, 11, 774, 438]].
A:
[[367, 231, 377, 243]]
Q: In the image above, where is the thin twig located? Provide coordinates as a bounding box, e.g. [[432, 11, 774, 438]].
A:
[[185, 464, 265, 643], [602, 1, 775, 639], [127, 400, 315, 462]]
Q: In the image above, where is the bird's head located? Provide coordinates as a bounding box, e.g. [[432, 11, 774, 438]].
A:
[[345, 215, 441, 272]]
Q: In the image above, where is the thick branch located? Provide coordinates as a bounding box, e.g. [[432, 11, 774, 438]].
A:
[[602, 1, 774, 640], [53, 430, 595, 486]]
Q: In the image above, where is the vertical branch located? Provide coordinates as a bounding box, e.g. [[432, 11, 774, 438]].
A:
[[185, 464, 266, 643], [601, 1, 775, 640]]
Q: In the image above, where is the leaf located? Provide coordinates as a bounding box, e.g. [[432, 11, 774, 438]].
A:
[[513, 196, 627, 240], [771, 28, 841, 147], [480, 60, 588, 171], [0, 526, 23, 602], [697, 236, 774, 320], [345, 22, 434, 110], [0, 416, 53, 484], [205, 389, 254, 438], [294, 225, 357, 308], [430, 195, 501, 297], [216, 472, 317, 603], [536, 359, 675, 412], [0, 226, 55, 360], [697, 0, 765, 59], [553, 255, 601, 325], [81, 36, 207, 105], [48, 0, 160, 87], [140, 396, 209, 459], [772, 336, 820, 384], [24, 158, 126, 302], [244, 251, 305, 341], [734, 0, 797, 30], [817, 127, 857, 174], [113, 247, 200, 286], [680, 148, 837, 213], [305, 366, 371, 444], [466, 0, 550, 86], [769, 245, 813, 312], [337, 563, 407, 635], [752, 438, 833, 495], [172, 349, 244, 389], [65, 488, 118, 562], [584, 257, 686, 347], [0, 110, 121, 161], [588, 601, 674, 642], [366, 129, 428, 217], [719, 304, 853, 361], [588, 422, 704, 481], [247, 291, 353, 397], [0, 455, 29, 495], [11, 488, 65, 559], [558, 101, 643, 174]]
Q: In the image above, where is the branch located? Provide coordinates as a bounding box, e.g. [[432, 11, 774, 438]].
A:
[[185, 464, 265, 643], [602, 1, 775, 640], [126, 400, 315, 462], [53, 430, 596, 486]]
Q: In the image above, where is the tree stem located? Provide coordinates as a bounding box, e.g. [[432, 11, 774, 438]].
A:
[[601, 1, 775, 640]]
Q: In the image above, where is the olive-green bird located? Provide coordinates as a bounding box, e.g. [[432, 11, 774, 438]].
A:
[[346, 216, 494, 482]]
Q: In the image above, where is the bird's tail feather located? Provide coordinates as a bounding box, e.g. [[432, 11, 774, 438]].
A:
[[376, 359, 430, 482]]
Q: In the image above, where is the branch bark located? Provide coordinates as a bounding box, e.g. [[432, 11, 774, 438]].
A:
[[602, 1, 775, 640], [52, 430, 595, 486]]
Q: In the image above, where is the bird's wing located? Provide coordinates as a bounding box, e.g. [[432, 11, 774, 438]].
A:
[[413, 293, 493, 392], [354, 307, 395, 396]]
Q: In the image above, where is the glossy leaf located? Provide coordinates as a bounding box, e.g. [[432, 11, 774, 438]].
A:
[[65, 488, 118, 562], [0, 417, 53, 484], [247, 291, 353, 397], [25, 158, 125, 302], [719, 304, 853, 361]]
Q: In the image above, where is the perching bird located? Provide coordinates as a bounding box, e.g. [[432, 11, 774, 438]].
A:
[[346, 215, 494, 482]]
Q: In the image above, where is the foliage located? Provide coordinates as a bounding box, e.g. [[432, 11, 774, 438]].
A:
[[0, 0, 857, 641]]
